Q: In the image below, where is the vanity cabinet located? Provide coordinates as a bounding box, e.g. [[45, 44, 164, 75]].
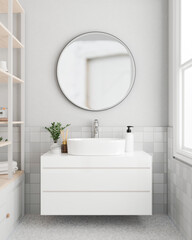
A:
[[41, 152, 152, 215]]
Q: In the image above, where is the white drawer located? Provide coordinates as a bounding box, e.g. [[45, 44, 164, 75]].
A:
[[0, 197, 15, 240], [0, 215, 15, 240], [41, 154, 152, 169], [0, 182, 22, 240], [41, 169, 151, 192], [41, 192, 152, 215], [0, 202, 7, 223]]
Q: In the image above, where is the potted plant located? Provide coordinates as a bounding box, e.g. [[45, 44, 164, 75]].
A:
[[0, 137, 8, 142], [45, 122, 70, 153]]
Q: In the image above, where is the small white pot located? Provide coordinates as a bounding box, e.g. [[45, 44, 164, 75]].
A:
[[50, 142, 60, 154]]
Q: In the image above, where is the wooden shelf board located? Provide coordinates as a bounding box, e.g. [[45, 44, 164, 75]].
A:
[[0, 68, 24, 83], [0, 141, 11, 147], [13, 121, 24, 124], [0, 121, 24, 125], [0, 171, 24, 190], [0, 121, 8, 124], [0, 0, 24, 13], [0, 22, 24, 48]]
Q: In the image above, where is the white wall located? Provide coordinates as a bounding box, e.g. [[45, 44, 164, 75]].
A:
[[20, 0, 168, 127]]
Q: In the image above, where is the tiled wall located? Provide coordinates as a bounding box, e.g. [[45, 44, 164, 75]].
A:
[[24, 126, 168, 214], [168, 127, 192, 240]]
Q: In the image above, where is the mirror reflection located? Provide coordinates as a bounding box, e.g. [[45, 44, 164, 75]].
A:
[[57, 32, 136, 111]]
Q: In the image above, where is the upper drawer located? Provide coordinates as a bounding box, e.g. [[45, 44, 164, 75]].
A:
[[41, 169, 151, 192], [41, 154, 152, 169]]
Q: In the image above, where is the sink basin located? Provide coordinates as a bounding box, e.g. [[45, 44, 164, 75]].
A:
[[67, 138, 125, 156]]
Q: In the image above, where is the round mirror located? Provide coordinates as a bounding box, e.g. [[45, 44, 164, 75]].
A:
[[57, 32, 136, 111]]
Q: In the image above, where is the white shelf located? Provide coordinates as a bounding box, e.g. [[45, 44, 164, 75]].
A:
[[0, 141, 11, 148], [0, 68, 24, 83], [0, 121, 24, 125], [0, 22, 24, 48], [0, 0, 24, 13]]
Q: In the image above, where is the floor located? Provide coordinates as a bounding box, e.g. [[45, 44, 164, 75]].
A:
[[9, 215, 184, 240]]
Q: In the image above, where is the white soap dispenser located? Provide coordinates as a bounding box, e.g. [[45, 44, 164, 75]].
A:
[[125, 126, 134, 152]]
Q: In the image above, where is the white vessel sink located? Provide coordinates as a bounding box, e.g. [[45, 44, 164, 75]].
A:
[[67, 138, 125, 156]]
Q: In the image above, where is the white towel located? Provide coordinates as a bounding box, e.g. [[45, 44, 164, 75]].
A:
[[0, 161, 17, 169], [0, 161, 18, 175], [0, 166, 18, 175]]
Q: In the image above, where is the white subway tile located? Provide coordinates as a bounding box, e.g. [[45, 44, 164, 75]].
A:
[[134, 143, 143, 151], [25, 194, 30, 204], [144, 132, 153, 142], [134, 132, 143, 142], [30, 132, 40, 142], [30, 127, 41, 132], [71, 126, 82, 132], [143, 143, 154, 153], [30, 163, 40, 173], [154, 143, 165, 152], [153, 184, 165, 193], [133, 127, 144, 132], [153, 173, 165, 183], [30, 174, 40, 184], [41, 132, 51, 142], [154, 127, 167, 132], [153, 193, 164, 204], [113, 127, 123, 132], [72, 132, 82, 138], [30, 194, 40, 204], [154, 132, 164, 142], [82, 132, 92, 138], [113, 131, 123, 138], [30, 204, 40, 214], [30, 184, 40, 194], [144, 127, 154, 132], [82, 127, 92, 132]]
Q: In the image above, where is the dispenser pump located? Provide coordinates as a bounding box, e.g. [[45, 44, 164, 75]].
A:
[[127, 126, 133, 133], [125, 126, 134, 152]]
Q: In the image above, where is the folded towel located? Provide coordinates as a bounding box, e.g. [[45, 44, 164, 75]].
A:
[[0, 166, 18, 171], [0, 161, 17, 169], [0, 167, 18, 175]]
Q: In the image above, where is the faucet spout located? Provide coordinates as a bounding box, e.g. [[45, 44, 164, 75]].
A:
[[93, 119, 99, 138]]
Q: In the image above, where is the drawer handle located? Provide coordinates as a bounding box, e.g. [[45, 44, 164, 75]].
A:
[[6, 213, 10, 219]]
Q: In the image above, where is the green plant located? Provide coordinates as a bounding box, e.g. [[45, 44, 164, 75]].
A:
[[0, 137, 8, 142], [45, 122, 70, 143]]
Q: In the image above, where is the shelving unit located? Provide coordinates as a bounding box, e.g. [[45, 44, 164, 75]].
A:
[[0, 22, 23, 48], [0, 0, 25, 179], [0, 68, 24, 83]]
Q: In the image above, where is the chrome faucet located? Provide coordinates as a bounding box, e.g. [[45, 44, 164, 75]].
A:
[[93, 119, 99, 138]]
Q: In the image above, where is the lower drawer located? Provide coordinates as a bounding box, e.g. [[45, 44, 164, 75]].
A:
[[0, 215, 15, 240], [41, 169, 151, 191], [41, 192, 152, 215], [0, 202, 7, 223], [0, 182, 22, 240], [0, 197, 16, 240]]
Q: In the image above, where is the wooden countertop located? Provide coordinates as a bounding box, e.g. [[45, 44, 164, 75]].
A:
[[0, 170, 24, 190]]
